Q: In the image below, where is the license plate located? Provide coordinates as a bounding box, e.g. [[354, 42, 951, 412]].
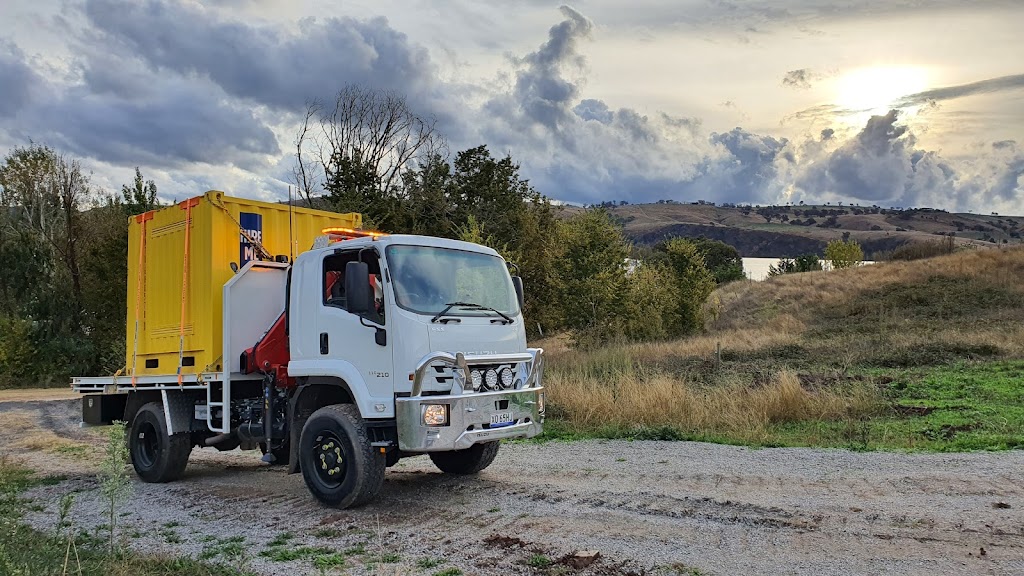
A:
[[490, 411, 514, 425]]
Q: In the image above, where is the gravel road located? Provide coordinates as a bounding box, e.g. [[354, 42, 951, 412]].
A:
[[2, 396, 1023, 575]]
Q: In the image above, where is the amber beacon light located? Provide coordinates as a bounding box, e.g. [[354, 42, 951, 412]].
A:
[[321, 227, 388, 240]]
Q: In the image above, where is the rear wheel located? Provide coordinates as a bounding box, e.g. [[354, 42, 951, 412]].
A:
[[129, 402, 191, 483], [299, 404, 385, 508], [429, 441, 500, 474]]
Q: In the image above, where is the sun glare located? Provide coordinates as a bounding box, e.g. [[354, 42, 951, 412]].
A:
[[834, 66, 929, 116]]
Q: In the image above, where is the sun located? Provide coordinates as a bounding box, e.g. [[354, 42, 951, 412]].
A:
[[834, 66, 929, 115]]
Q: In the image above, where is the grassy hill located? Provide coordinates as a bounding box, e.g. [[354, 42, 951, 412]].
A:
[[557, 202, 1024, 258], [541, 247, 1024, 450]]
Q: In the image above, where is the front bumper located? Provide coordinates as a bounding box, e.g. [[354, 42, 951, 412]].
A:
[[396, 349, 544, 452]]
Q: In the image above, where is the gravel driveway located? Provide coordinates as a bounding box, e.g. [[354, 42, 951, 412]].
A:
[[3, 396, 1023, 575]]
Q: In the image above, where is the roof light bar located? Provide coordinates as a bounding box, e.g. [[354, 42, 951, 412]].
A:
[[320, 227, 387, 240]]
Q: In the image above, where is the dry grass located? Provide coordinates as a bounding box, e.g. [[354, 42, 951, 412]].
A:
[[0, 388, 78, 402], [3, 410, 97, 459], [545, 364, 880, 442]]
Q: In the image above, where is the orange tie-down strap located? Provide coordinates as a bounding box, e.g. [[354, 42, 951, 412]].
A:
[[130, 211, 154, 387], [177, 197, 200, 385]]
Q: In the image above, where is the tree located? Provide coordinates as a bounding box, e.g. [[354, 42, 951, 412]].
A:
[[0, 145, 96, 384], [620, 262, 679, 341], [662, 239, 715, 334], [768, 253, 823, 277], [121, 167, 158, 216], [689, 238, 745, 285], [556, 210, 630, 346], [825, 239, 863, 269], [295, 86, 446, 216]]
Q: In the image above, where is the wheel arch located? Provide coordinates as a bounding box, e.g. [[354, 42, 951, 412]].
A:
[[124, 390, 162, 427], [287, 377, 357, 473]]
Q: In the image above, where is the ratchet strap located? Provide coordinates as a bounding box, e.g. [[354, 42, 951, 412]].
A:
[[130, 211, 154, 387], [177, 197, 199, 385]]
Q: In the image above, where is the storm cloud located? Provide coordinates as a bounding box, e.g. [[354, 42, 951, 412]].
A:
[[0, 41, 40, 118], [81, 0, 437, 110]]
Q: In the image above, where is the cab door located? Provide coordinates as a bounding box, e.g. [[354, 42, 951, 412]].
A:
[[318, 249, 394, 410]]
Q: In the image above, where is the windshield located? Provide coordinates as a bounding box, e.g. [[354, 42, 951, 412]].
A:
[[385, 245, 520, 317]]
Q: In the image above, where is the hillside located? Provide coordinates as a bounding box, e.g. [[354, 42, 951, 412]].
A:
[[556, 202, 1024, 258]]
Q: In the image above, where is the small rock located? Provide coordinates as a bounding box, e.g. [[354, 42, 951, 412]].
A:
[[566, 550, 600, 569], [980, 547, 987, 556], [992, 502, 1011, 509]]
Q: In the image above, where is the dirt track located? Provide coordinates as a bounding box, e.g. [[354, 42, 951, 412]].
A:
[[3, 395, 1023, 575]]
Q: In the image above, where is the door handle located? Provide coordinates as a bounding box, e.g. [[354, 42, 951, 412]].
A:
[[319, 332, 329, 355]]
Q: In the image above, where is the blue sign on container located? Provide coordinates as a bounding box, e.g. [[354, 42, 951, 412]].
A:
[[239, 212, 263, 266]]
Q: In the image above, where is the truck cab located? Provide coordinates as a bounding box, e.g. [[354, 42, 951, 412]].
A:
[[281, 234, 545, 506]]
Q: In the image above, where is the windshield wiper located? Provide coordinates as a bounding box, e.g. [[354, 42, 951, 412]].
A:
[[431, 301, 514, 324]]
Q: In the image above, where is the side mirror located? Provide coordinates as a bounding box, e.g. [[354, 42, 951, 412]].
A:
[[511, 276, 524, 310], [344, 261, 371, 315]]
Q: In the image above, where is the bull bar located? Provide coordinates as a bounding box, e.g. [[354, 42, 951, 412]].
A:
[[395, 349, 544, 452]]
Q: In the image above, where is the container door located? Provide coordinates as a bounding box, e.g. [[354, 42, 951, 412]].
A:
[[318, 250, 394, 405]]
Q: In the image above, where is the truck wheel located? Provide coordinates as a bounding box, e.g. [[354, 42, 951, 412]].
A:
[[299, 404, 385, 508], [429, 441, 500, 474], [129, 402, 191, 483], [260, 439, 290, 464]]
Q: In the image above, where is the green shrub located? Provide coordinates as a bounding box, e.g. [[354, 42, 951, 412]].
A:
[[825, 239, 863, 269]]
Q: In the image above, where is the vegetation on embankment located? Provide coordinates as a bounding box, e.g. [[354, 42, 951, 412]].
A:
[[541, 247, 1024, 451], [0, 457, 251, 576]]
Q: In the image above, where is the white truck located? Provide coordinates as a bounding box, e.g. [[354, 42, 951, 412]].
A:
[[74, 194, 544, 508]]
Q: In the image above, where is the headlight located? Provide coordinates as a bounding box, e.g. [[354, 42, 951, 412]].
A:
[[470, 369, 483, 392], [499, 367, 514, 389], [422, 404, 449, 426], [484, 369, 499, 390]]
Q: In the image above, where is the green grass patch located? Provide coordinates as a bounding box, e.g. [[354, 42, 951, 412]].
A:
[[0, 458, 250, 575], [260, 545, 332, 562], [417, 557, 442, 569], [527, 554, 552, 568], [312, 526, 342, 538], [312, 552, 347, 569]]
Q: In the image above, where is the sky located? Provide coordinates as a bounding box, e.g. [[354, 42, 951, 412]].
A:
[[0, 0, 1022, 213]]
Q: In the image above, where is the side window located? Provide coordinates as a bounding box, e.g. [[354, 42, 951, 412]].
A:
[[323, 251, 385, 325]]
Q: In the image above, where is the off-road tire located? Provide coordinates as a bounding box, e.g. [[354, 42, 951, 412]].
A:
[[429, 441, 500, 474], [129, 402, 191, 483], [299, 404, 385, 508]]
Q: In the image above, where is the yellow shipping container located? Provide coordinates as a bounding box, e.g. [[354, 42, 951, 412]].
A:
[[126, 191, 361, 378]]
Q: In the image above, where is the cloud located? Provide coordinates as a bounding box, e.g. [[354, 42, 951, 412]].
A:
[[786, 110, 1024, 212], [781, 68, 818, 90], [895, 73, 1024, 107], [573, 99, 613, 124], [507, 5, 592, 130], [0, 35, 280, 168], [82, 0, 437, 110], [0, 41, 40, 117]]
